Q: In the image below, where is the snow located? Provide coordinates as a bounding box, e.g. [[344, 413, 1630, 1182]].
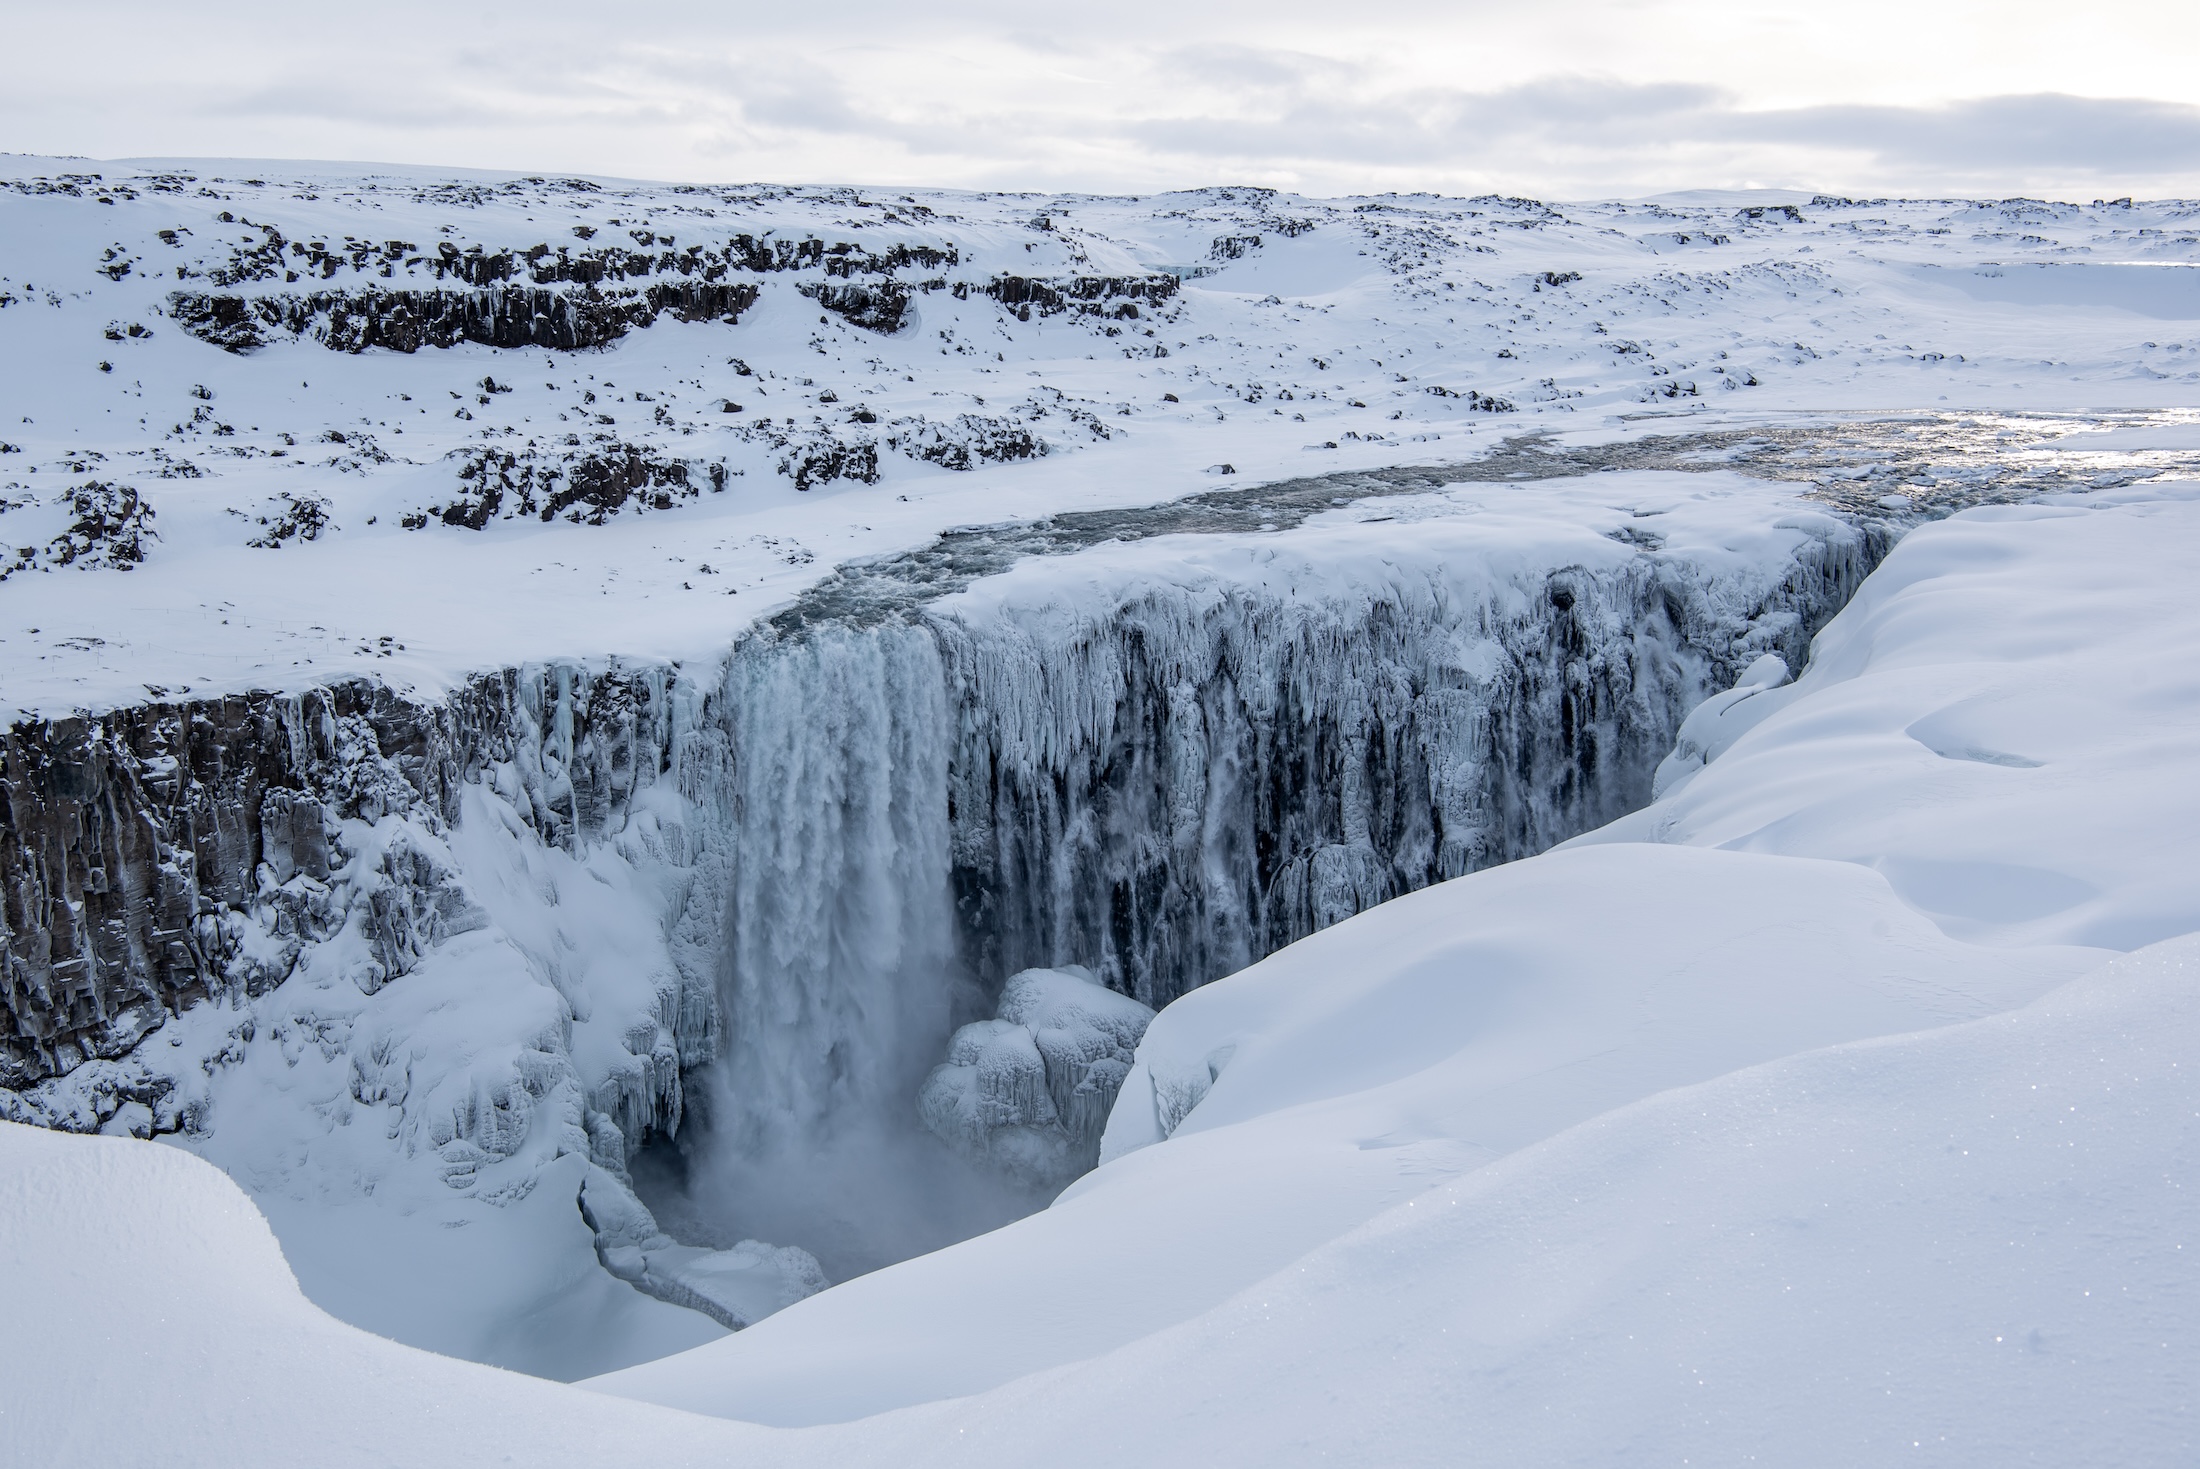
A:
[[1580, 485, 2200, 953], [5, 156, 2200, 1459], [2, 160, 2199, 720], [1905, 260, 2200, 318], [0, 1120, 768, 1464], [9, 938, 2197, 1465]]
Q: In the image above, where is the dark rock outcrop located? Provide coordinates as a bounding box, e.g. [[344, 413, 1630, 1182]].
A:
[[885, 414, 1047, 471], [966, 274, 1180, 322], [437, 444, 717, 528], [169, 281, 759, 355], [0, 670, 688, 1091], [801, 280, 913, 334], [1, 482, 159, 582]]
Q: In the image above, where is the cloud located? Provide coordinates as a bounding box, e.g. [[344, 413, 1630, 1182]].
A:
[[2, 7, 2196, 197], [1107, 73, 2200, 194], [1742, 93, 2200, 176]]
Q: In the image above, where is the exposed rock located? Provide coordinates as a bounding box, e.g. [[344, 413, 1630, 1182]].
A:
[[777, 434, 880, 492], [885, 413, 1047, 471], [169, 281, 760, 355], [243, 492, 331, 547], [0, 668, 698, 1092], [968, 273, 1180, 321], [431, 444, 724, 529], [1426, 385, 1518, 412], [0, 481, 158, 580], [801, 280, 914, 334]]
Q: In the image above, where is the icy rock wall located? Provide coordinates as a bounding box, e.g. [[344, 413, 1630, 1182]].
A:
[[0, 667, 733, 1228], [676, 508, 1891, 1191], [0, 666, 708, 1102], [0, 499, 1890, 1321], [931, 526, 1889, 1009]]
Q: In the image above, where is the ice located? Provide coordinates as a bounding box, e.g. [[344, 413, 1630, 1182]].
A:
[[592, 480, 2200, 1437], [919, 966, 1154, 1185], [1648, 648, 1791, 797]]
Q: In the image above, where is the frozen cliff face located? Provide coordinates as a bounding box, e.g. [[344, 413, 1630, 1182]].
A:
[[648, 471, 1887, 1209], [918, 967, 1155, 1186], [926, 476, 1885, 1008]]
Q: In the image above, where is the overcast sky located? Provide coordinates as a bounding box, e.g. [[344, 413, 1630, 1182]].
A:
[[4, 0, 2195, 198]]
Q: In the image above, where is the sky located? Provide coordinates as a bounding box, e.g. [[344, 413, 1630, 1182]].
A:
[[3, 0, 2197, 199]]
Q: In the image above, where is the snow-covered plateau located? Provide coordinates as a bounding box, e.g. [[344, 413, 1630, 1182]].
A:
[[2, 155, 2198, 1462]]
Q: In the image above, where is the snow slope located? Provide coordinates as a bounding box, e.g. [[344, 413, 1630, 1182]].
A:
[[1582, 483, 2200, 955], [9, 937, 2196, 1466]]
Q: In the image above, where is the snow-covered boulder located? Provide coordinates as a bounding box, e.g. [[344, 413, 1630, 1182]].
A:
[[919, 967, 1154, 1185]]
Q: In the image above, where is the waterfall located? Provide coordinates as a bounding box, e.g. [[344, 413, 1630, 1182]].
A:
[[649, 623, 1054, 1280], [712, 622, 961, 1150], [656, 511, 1881, 1261]]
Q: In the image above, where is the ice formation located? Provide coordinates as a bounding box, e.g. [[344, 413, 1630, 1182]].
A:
[[919, 966, 1155, 1185], [588, 484, 2200, 1447]]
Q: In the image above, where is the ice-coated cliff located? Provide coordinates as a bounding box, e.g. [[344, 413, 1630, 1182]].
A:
[[928, 491, 1881, 1008], [0, 661, 834, 1366]]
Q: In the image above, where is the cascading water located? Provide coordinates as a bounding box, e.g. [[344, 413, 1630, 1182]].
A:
[[714, 623, 959, 1153], [641, 624, 1053, 1278]]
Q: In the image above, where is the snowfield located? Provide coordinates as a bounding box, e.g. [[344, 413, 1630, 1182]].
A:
[[2, 155, 2199, 1463], [1, 157, 2197, 717]]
